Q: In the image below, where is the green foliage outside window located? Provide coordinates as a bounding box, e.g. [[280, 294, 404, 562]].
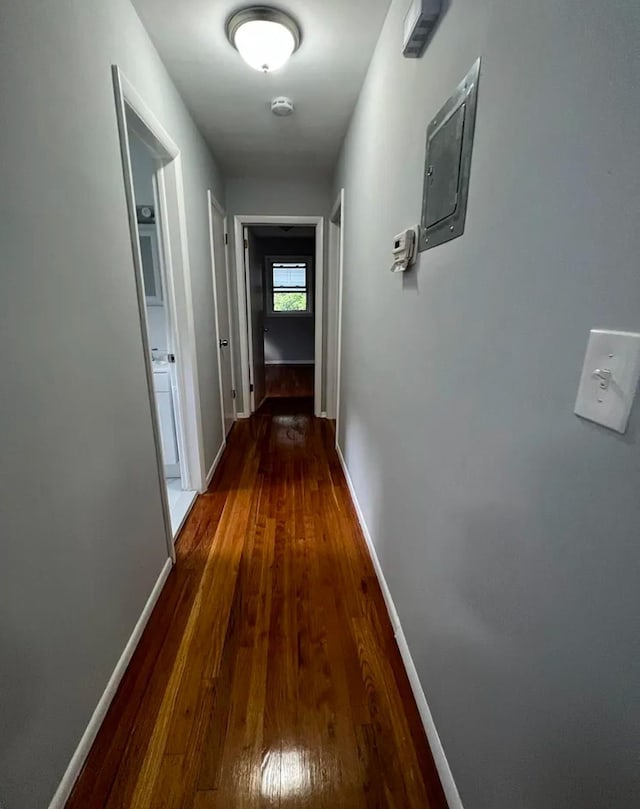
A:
[[273, 292, 307, 312]]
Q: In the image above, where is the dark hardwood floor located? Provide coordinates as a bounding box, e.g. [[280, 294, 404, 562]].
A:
[[265, 364, 314, 398], [66, 406, 447, 809]]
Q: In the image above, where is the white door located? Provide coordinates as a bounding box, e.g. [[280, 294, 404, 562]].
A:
[[210, 202, 235, 437], [244, 228, 266, 411]]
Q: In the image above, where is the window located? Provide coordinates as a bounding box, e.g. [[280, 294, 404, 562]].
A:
[[267, 257, 312, 315]]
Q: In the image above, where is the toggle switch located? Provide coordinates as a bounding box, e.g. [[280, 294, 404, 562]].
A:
[[591, 368, 612, 389], [575, 330, 640, 433]]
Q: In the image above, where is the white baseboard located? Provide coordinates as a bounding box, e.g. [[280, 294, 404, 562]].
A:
[[203, 440, 226, 490], [48, 557, 173, 809], [335, 443, 464, 809], [265, 360, 314, 366], [236, 411, 250, 419]]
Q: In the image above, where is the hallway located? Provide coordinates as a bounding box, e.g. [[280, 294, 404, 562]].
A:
[[66, 410, 446, 809]]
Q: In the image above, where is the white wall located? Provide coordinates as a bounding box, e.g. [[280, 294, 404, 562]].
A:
[[145, 306, 168, 353], [0, 1, 224, 806], [335, 1, 640, 807], [225, 177, 332, 411]]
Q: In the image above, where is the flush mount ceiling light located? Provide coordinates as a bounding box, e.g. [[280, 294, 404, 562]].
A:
[[226, 6, 302, 73]]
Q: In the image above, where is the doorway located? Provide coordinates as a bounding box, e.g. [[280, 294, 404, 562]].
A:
[[243, 225, 316, 414], [126, 125, 198, 537], [233, 216, 325, 417], [113, 67, 206, 549]]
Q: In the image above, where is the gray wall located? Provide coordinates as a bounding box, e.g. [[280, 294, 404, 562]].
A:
[[334, 1, 640, 807], [225, 178, 332, 412], [264, 316, 315, 364], [0, 1, 224, 806], [256, 236, 316, 365]]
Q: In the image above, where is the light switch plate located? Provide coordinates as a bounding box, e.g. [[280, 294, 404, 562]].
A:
[[574, 330, 640, 433]]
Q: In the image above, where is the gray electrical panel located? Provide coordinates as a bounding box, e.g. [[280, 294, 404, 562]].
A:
[[419, 58, 481, 251]]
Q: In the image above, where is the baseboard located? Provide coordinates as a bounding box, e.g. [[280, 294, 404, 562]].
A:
[[264, 360, 315, 366], [335, 443, 464, 809], [203, 440, 226, 490], [48, 557, 173, 809], [236, 411, 250, 419]]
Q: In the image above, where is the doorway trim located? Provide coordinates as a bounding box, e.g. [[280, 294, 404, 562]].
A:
[[207, 190, 237, 447], [232, 215, 325, 417], [329, 189, 345, 442], [112, 66, 207, 555]]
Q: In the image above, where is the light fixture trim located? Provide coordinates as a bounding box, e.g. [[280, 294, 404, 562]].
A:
[[226, 6, 302, 72]]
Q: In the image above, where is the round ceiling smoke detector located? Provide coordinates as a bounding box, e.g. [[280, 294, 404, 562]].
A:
[[271, 96, 294, 116]]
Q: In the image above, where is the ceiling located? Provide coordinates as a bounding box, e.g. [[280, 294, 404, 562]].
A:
[[132, 0, 392, 180]]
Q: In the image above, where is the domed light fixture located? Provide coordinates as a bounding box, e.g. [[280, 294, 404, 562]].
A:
[[226, 6, 302, 73]]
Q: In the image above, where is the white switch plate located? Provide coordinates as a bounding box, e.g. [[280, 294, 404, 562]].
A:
[[574, 330, 640, 433]]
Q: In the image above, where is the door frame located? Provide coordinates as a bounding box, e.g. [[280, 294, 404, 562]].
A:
[[112, 66, 207, 555], [242, 228, 258, 413], [329, 189, 345, 442], [207, 190, 237, 442], [233, 214, 325, 417]]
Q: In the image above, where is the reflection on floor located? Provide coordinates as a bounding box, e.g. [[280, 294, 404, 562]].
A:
[[66, 407, 447, 809], [166, 477, 197, 538], [265, 363, 314, 398]]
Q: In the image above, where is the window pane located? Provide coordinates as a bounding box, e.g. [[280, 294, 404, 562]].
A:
[[273, 292, 307, 312], [273, 265, 306, 289]]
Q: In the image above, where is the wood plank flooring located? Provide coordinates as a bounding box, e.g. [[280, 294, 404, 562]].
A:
[[265, 364, 314, 398], [66, 409, 447, 809]]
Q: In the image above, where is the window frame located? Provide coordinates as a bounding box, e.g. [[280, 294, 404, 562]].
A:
[[265, 255, 313, 317]]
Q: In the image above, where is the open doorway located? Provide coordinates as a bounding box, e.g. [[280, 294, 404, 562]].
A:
[[113, 67, 205, 548], [253, 226, 315, 411], [234, 216, 324, 417], [126, 130, 197, 535]]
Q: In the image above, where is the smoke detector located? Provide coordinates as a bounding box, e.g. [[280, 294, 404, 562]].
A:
[[271, 96, 294, 117]]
